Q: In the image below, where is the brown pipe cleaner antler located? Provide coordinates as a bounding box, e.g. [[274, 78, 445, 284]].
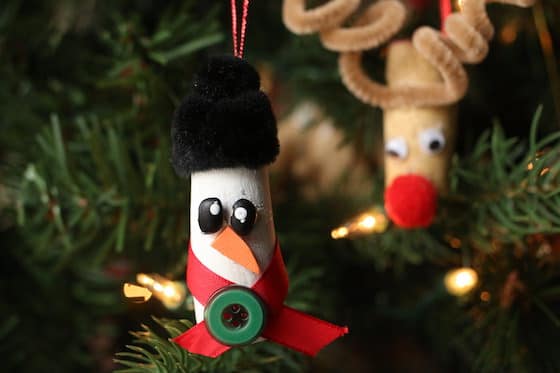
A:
[[283, 0, 536, 109]]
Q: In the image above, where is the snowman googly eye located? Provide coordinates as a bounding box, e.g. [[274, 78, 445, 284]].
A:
[[209, 202, 221, 216], [234, 207, 248, 222], [231, 199, 257, 236], [419, 128, 446, 155], [385, 137, 408, 159], [198, 198, 223, 234]]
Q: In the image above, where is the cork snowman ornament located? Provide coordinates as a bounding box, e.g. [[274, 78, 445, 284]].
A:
[[171, 56, 347, 358]]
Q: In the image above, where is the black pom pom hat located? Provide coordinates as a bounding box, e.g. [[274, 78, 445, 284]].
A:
[[171, 56, 279, 177]]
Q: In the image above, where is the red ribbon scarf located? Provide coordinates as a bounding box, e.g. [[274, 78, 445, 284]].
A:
[[173, 242, 348, 358]]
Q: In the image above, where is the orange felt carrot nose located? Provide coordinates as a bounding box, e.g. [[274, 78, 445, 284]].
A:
[[211, 226, 260, 274]]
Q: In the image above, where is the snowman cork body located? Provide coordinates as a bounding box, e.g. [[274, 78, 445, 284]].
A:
[[190, 166, 275, 322]]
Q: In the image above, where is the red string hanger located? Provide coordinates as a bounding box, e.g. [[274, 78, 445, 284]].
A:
[[231, 0, 251, 58]]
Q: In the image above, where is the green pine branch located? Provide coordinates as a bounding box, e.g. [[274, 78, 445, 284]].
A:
[[115, 318, 304, 373], [447, 106, 560, 251], [16, 115, 185, 272]]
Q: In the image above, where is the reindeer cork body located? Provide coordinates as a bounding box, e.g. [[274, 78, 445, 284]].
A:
[[383, 41, 457, 228]]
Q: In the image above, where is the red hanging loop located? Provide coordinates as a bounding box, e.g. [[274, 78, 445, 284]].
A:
[[238, 0, 250, 58], [231, 0, 238, 56], [231, 0, 251, 58], [439, 0, 453, 31]]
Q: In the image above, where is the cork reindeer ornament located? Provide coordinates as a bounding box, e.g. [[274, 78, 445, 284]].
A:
[[382, 41, 457, 228], [283, 0, 535, 228], [170, 2, 347, 358]]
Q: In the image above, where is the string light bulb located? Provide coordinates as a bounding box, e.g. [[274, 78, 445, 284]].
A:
[[123, 283, 153, 303], [444, 268, 478, 296], [123, 273, 186, 309], [331, 207, 389, 239], [499, 22, 518, 45]]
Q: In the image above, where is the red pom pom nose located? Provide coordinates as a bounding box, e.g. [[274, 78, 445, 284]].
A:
[[384, 174, 438, 229]]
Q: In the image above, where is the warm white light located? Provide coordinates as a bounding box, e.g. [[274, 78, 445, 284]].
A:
[[359, 215, 376, 230], [123, 283, 152, 303], [456, 272, 472, 286], [480, 291, 491, 302], [127, 273, 187, 309], [159, 282, 186, 309], [500, 22, 518, 45], [444, 268, 478, 296], [331, 227, 349, 239], [137, 273, 153, 286], [163, 285, 176, 297], [331, 207, 389, 239]]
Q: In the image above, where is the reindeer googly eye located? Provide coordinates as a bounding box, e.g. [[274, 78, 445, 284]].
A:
[[198, 198, 223, 234], [385, 137, 408, 159], [419, 128, 446, 155]]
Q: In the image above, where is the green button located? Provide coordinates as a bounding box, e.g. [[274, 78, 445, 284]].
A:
[[204, 286, 266, 346]]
